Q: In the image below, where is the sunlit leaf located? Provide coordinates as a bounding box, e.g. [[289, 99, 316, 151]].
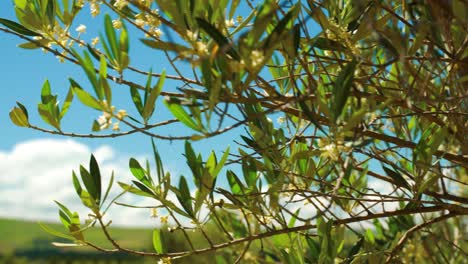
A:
[[0, 18, 40, 36], [152, 229, 167, 254]]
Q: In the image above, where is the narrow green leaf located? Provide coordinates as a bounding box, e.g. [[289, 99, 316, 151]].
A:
[[72, 87, 102, 110], [58, 210, 71, 226], [298, 99, 324, 133], [72, 49, 99, 92], [118, 181, 154, 197], [206, 151, 217, 176], [104, 14, 119, 62], [152, 139, 164, 183], [418, 174, 439, 195], [227, 170, 244, 195], [382, 166, 410, 190], [365, 229, 375, 244], [89, 155, 102, 202], [311, 37, 346, 51], [99, 32, 114, 62], [79, 190, 95, 209], [45, 0, 55, 24], [152, 229, 167, 253], [119, 24, 129, 53], [59, 87, 74, 120], [86, 43, 101, 61], [101, 171, 114, 206], [332, 60, 357, 122], [72, 171, 83, 196], [164, 99, 201, 132], [142, 71, 166, 122], [288, 208, 301, 228], [263, 3, 300, 49], [129, 158, 151, 186], [177, 176, 193, 217], [80, 165, 98, 203], [99, 55, 107, 81], [306, 236, 320, 260], [38, 222, 75, 240], [132, 180, 155, 196], [141, 39, 190, 52], [51, 242, 83, 247], [9, 106, 29, 127], [345, 237, 363, 264], [130, 85, 144, 116], [37, 103, 60, 130], [212, 146, 230, 178], [54, 201, 73, 217], [0, 18, 40, 36], [92, 120, 101, 132], [18, 41, 41, 49], [196, 17, 240, 60], [248, 0, 276, 45]]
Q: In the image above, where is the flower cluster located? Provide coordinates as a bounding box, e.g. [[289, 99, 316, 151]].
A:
[[250, 50, 265, 69], [96, 101, 128, 131], [113, 0, 129, 9], [157, 257, 172, 264], [150, 208, 158, 218], [89, 1, 100, 17], [194, 41, 209, 57], [317, 136, 352, 161], [91, 37, 99, 46], [160, 215, 169, 224], [132, 9, 163, 38], [325, 19, 360, 56], [225, 18, 236, 28], [112, 19, 123, 29], [75, 24, 86, 34]]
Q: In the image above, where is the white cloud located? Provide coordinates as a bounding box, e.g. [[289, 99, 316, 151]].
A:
[[0, 138, 164, 228]]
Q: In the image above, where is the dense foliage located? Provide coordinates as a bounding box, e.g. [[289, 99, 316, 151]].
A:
[[2, 0, 467, 263]]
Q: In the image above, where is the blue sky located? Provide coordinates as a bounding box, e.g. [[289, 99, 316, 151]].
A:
[[0, 1, 357, 227], [0, 1, 244, 226]]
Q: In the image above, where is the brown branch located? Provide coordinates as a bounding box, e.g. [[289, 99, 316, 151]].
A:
[[385, 213, 457, 263], [90, 204, 466, 258]]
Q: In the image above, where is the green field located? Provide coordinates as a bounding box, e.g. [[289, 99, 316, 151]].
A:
[[0, 218, 155, 263], [0, 217, 359, 263], [0, 218, 225, 263]]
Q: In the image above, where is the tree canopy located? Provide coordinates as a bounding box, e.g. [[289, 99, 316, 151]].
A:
[[2, 0, 467, 263]]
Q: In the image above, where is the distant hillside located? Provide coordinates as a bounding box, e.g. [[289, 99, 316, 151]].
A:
[[0, 218, 219, 263], [0, 218, 153, 253], [0, 218, 156, 263]]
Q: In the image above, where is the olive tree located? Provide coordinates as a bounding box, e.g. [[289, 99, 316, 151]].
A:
[[2, 0, 467, 263]]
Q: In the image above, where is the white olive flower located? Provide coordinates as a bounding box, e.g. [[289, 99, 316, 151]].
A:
[[225, 18, 236, 28], [157, 257, 172, 264], [116, 109, 128, 120], [150, 208, 158, 218], [151, 28, 163, 38], [250, 50, 265, 68], [90, 2, 100, 17], [160, 215, 169, 224], [112, 19, 122, 30], [91, 37, 99, 46], [134, 18, 145, 27], [195, 41, 208, 56], [113, 0, 129, 9], [75, 24, 86, 34], [75, 0, 84, 7], [277, 116, 285, 124], [97, 113, 112, 130], [186, 30, 198, 42], [112, 122, 120, 131]]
